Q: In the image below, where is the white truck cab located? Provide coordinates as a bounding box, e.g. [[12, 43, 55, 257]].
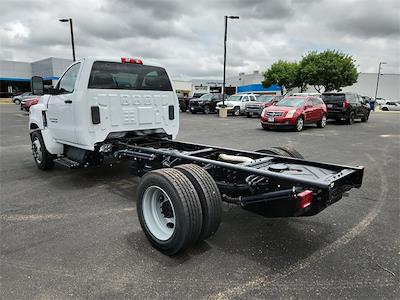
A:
[[29, 57, 179, 169], [215, 93, 257, 116]]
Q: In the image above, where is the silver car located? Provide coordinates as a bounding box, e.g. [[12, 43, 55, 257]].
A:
[[12, 92, 33, 105], [381, 101, 400, 111]]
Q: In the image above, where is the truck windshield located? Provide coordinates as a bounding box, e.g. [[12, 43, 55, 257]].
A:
[[275, 97, 305, 107], [88, 61, 173, 91], [227, 95, 242, 101]]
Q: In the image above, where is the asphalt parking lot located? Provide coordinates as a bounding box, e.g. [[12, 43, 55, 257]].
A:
[[1, 104, 399, 299]]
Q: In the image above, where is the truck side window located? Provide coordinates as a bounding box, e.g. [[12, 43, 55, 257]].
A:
[[57, 63, 81, 94]]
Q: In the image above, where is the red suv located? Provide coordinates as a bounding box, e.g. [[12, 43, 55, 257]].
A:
[[260, 96, 327, 131]]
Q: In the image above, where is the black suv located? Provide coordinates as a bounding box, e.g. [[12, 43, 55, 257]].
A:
[[322, 92, 370, 124], [189, 93, 223, 114]]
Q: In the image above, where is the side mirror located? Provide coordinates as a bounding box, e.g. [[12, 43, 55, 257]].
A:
[[31, 76, 44, 95]]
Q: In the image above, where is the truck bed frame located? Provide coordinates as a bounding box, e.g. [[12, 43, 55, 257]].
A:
[[109, 137, 363, 218]]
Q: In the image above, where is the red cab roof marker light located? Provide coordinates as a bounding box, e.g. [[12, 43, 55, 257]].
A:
[[121, 58, 143, 64]]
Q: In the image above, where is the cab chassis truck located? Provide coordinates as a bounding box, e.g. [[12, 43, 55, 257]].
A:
[[28, 58, 364, 255]]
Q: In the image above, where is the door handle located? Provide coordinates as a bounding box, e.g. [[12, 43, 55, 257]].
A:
[[65, 100, 72, 104]]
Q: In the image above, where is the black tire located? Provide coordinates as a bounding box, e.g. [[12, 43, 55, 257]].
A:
[[181, 107, 187, 112], [261, 124, 270, 130], [346, 111, 355, 125], [233, 106, 240, 116], [294, 116, 304, 132], [203, 105, 211, 114], [256, 146, 304, 159], [270, 146, 304, 159], [30, 131, 55, 170], [317, 114, 327, 128], [382, 107, 388, 111], [191, 110, 197, 114], [175, 164, 222, 241], [361, 111, 370, 122], [14, 99, 21, 105], [136, 168, 203, 255], [246, 112, 251, 118]]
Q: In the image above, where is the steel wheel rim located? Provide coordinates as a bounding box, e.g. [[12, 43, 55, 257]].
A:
[[234, 108, 240, 116], [321, 115, 327, 127], [142, 185, 176, 241], [297, 118, 304, 131], [32, 138, 43, 164], [204, 106, 210, 114]]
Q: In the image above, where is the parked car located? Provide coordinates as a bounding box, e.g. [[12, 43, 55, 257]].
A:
[[261, 96, 327, 132], [21, 97, 39, 112], [216, 93, 257, 116], [12, 92, 33, 105], [381, 101, 400, 111], [375, 98, 387, 105], [189, 93, 223, 114], [245, 95, 284, 117], [321, 92, 370, 124]]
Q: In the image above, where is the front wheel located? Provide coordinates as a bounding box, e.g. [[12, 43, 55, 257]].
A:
[[14, 99, 21, 105], [346, 111, 355, 125], [261, 123, 270, 130], [203, 105, 211, 114], [246, 112, 251, 118], [295, 116, 304, 132], [382, 107, 388, 111], [317, 114, 327, 128], [181, 107, 187, 113], [31, 131, 55, 170]]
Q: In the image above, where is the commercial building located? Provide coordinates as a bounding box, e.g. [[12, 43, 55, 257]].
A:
[[0, 57, 72, 97], [1, 57, 398, 100], [227, 71, 400, 99]]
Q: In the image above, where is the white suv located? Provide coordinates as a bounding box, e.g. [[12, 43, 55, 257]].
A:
[[216, 93, 257, 116]]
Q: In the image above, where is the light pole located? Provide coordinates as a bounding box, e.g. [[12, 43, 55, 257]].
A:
[[59, 18, 76, 61], [222, 15, 239, 108], [374, 62, 386, 101]]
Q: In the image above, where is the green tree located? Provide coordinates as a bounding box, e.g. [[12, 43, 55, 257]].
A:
[[262, 60, 301, 95], [299, 50, 358, 92]]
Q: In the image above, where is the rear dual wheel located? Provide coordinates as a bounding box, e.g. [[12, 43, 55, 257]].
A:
[[256, 145, 304, 159], [136, 165, 222, 255]]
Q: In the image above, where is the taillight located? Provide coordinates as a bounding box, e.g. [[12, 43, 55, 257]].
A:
[[343, 99, 349, 109], [121, 58, 143, 64], [297, 190, 313, 209]]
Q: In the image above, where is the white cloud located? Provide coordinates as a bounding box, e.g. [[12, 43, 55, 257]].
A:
[[0, 0, 399, 78]]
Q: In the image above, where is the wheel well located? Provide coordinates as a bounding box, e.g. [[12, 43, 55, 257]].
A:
[[30, 123, 39, 130]]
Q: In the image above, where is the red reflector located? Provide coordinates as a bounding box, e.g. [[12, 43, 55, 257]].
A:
[[343, 100, 349, 109], [121, 57, 143, 64], [297, 190, 313, 209]]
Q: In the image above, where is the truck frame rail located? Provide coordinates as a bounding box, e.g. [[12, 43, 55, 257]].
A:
[[111, 138, 363, 217]]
